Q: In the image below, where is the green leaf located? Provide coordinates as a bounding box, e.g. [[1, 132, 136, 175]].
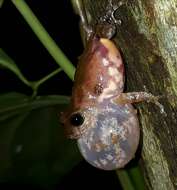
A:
[[0, 92, 69, 121], [0, 92, 82, 186], [0, 49, 31, 86], [0, 0, 4, 8], [0, 112, 29, 179]]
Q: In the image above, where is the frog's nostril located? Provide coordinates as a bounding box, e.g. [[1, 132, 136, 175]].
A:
[[70, 113, 85, 127]]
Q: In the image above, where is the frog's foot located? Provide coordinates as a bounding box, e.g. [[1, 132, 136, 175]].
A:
[[100, 0, 126, 24]]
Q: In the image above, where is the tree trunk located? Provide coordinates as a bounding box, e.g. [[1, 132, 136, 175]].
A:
[[72, 0, 177, 189]]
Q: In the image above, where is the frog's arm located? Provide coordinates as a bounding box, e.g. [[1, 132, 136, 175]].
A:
[[114, 92, 165, 113]]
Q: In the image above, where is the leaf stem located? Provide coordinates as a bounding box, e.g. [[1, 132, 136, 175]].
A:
[[11, 0, 75, 80], [116, 169, 135, 190]]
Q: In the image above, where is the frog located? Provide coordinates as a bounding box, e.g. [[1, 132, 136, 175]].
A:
[[60, 0, 162, 170]]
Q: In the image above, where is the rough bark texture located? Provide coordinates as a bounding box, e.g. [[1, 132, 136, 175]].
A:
[[72, 0, 177, 189]]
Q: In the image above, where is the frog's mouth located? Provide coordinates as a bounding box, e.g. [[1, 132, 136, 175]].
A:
[[66, 125, 87, 139]]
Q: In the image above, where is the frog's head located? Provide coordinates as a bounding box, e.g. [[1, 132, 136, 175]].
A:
[[60, 106, 98, 139]]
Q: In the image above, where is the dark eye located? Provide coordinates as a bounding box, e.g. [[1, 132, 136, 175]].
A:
[[70, 113, 85, 127]]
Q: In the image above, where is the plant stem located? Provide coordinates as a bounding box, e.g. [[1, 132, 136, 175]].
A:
[[31, 68, 62, 97], [11, 0, 75, 80], [116, 170, 135, 190], [34, 68, 62, 89], [128, 166, 145, 190]]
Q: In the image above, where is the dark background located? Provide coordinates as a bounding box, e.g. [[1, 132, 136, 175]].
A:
[[0, 0, 122, 189]]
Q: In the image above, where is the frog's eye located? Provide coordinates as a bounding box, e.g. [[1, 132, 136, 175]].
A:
[[69, 113, 85, 127]]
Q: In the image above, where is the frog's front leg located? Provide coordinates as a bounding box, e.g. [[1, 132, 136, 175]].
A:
[[114, 92, 160, 104], [114, 92, 165, 114]]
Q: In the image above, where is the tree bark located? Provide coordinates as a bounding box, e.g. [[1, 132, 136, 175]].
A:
[[72, 0, 177, 189]]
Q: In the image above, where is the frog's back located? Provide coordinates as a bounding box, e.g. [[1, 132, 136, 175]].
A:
[[71, 36, 125, 109]]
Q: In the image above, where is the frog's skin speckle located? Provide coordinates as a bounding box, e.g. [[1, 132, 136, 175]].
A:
[[94, 83, 104, 96]]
